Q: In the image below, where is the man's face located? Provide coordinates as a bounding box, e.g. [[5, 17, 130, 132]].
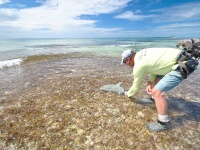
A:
[[125, 56, 134, 67]]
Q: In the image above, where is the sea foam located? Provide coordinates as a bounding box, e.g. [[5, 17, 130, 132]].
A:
[[0, 58, 23, 69]]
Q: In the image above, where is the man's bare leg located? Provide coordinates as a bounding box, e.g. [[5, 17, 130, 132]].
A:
[[152, 88, 167, 115], [146, 87, 171, 132]]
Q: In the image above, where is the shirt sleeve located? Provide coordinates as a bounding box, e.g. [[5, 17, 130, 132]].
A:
[[127, 65, 145, 97], [148, 74, 157, 82]]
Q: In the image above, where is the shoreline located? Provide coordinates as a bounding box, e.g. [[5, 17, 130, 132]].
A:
[[0, 53, 199, 149]]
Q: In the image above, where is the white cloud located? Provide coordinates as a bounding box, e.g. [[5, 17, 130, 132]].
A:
[[151, 2, 200, 22], [0, 0, 10, 5], [156, 22, 200, 29], [0, 8, 18, 21], [0, 0, 131, 31], [1, 0, 200, 38], [0, 0, 131, 38], [114, 11, 155, 20], [115, 2, 200, 23]]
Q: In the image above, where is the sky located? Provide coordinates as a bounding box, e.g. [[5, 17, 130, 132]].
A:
[[0, 0, 200, 38]]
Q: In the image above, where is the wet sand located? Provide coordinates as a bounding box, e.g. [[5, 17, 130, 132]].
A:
[[0, 53, 199, 149]]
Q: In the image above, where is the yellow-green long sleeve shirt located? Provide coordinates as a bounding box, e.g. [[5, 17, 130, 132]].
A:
[[127, 48, 181, 97]]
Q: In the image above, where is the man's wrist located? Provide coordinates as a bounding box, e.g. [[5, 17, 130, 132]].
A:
[[124, 91, 128, 96], [147, 81, 153, 85]]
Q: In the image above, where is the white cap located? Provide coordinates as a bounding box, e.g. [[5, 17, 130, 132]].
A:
[[121, 49, 134, 64]]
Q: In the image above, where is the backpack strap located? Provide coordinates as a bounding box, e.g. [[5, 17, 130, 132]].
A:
[[177, 61, 189, 79], [191, 39, 195, 44], [177, 50, 190, 79]]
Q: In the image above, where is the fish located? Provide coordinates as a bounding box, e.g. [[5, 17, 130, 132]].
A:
[[100, 82, 125, 95]]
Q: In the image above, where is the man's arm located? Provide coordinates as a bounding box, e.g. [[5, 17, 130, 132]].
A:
[[149, 74, 157, 83], [126, 66, 145, 97]]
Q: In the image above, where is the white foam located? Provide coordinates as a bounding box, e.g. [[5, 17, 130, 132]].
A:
[[104, 44, 135, 47], [104, 43, 151, 48], [0, 58, 23, 69]]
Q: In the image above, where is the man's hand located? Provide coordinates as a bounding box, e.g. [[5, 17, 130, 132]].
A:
[[146, 81, 153, 94]]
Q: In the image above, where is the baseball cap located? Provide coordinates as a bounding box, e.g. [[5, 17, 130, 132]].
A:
[[121, 49, 135, 64]]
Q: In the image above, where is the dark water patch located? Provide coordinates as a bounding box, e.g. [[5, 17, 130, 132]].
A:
[[168, 97, 200, 127], [22, 52, 92, 63], [26, 44, 78, 48]]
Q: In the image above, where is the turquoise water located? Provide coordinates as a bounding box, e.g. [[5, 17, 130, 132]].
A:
[[0, 37, 181, 68]]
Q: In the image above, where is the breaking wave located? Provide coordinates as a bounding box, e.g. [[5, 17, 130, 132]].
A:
[[0, 58, 23, 69]]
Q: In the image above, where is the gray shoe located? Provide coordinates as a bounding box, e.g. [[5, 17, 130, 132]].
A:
[[146, 120, 171, 132], [139, 97, 155, 104]]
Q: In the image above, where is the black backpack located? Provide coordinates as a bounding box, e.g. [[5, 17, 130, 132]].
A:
[[176, 38, 200, 59], [176, 38, 200, 79]]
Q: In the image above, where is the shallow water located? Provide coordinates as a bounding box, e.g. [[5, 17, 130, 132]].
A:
[[0, 53, 199, 149], [0, 37, 199, 149]]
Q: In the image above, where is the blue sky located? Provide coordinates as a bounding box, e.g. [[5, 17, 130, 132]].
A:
[[0, 0, 200, 38]]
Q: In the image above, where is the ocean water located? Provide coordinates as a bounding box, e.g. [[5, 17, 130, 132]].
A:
[[1, 37, 199, 102], [0, 38, 200, 149], [0, 37, 180, 68]]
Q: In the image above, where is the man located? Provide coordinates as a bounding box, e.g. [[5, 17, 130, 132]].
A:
[[121, 48, 184, 132]]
